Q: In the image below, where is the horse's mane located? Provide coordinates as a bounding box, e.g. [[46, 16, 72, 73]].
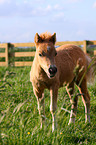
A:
[[40, 32, 52, 41]]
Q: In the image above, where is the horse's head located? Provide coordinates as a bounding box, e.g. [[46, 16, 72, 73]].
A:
[[34, 32, 57, 78]]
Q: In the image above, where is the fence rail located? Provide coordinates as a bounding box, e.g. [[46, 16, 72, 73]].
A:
[[0, 43, 8, 66], [0, 40, 96, 67]]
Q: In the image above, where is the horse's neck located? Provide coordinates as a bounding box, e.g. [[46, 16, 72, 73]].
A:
[[33, 56, 42, 77]]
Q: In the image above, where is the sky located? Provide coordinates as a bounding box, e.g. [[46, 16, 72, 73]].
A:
[[0, 0, 96, 43]]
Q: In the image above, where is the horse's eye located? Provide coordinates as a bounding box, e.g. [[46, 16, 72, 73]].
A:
[[39, 53, 42, 57], [55, 52, 57, 56]]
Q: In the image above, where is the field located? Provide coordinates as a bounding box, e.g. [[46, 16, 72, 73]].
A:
[[0, 66, 96, 145]]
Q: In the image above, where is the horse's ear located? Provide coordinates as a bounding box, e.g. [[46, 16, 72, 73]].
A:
[[34, 33, 43, 44], [50, 33, 56, 44]]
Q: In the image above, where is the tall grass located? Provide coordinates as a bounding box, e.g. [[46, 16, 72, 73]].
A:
[[0, 66, 96, 144]]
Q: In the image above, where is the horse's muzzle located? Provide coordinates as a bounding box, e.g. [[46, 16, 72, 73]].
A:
[[48, 65, 57, 78]]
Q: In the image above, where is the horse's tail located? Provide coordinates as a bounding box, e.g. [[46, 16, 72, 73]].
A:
[[86, 55, 96, 83]]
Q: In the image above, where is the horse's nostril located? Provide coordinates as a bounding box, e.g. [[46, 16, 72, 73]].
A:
[[49, 68, 53, 74], [49, 66, 57, 74], [54, 67, 57, 73]]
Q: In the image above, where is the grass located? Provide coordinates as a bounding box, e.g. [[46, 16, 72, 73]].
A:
[[0, 66, 96, 145]]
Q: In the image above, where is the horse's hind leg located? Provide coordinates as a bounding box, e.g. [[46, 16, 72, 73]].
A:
[[78, 78, 90, 123], [66, 81, 78, 125]]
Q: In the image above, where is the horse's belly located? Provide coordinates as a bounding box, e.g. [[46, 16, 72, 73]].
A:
[[59, 70, 74, 87]]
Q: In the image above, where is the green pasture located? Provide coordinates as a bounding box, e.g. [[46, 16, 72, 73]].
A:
[[0, 66, 96, 145]]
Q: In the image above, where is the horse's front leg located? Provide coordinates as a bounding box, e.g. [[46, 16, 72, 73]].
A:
[[37, 93, 45, 128], [50, 86, 58, 132], [34, 88, 45, 128]]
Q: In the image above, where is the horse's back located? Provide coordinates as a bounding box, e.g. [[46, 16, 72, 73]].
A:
[[56, 44, 86, 65], [55, 44, 87, 85], [57, 44, 85, 59]]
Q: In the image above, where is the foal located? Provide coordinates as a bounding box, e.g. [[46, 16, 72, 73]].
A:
[[30, 32, 93, 132]]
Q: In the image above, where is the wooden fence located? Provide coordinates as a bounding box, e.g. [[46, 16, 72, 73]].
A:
[[0, 43, 8, 66], [11, 42, 35, 67], [0, 40, 96, 67]]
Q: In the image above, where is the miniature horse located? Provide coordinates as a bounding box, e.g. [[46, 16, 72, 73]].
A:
[[30, 32, 93, 132]]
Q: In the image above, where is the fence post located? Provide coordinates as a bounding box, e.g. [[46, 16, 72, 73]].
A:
[[5, 43, 9, 66], [8, 43, 15, 66], [83, 40, 87, 53]]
